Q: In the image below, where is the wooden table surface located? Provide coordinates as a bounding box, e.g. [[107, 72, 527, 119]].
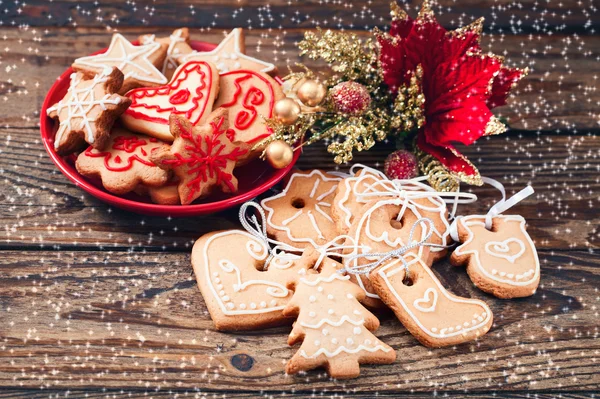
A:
[[0, 1, 599, 398]]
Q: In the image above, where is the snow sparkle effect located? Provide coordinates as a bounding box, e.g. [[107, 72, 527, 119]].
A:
[[0, 0, 599, 396]]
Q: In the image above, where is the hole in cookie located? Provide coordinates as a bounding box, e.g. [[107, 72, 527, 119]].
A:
[[291, 198, 305, 209], [390, 214, 403, 230], [402, 275, 415, 286]]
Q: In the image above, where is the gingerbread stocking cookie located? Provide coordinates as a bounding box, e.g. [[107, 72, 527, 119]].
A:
[[150, 109, 248, 205], [261, 170, 341, 249], [75, 128, 169, 195], [47, 67, 131, 154], [213, 69, 285, 148], [139, 28, 194, 80], [121, 61, 219, 141], [450, 215, 540, 298], [191, 229, 310, 331], [284, 249, 396, 379], [179, 28, 276, 75], [73, 33, 167, 94]]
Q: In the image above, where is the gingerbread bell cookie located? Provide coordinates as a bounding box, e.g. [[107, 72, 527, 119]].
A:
[[121, 60, 220, 141], [75, 128, 169, 195], [72, 33, 167, 94], [284, 248, 396, 379], [139, 28, 194, 80], [261, 170, 342, 249], [150, 108, 248, 205], [47, 67, 131, 155]]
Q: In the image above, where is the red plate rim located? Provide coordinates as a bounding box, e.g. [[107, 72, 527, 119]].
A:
[[40, 39, 299, 217]]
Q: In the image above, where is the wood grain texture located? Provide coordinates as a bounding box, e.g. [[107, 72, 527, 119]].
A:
[[0, 250, 598, 393], [2, 0, 597, 33]]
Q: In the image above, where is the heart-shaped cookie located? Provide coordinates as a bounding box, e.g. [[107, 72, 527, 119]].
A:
[[191, 229, 311, 331], [121, 60, 219, 141]]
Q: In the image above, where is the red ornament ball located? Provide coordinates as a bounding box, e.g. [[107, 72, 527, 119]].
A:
[[384, 150, 418, 180], [329, 81, 371, 115]]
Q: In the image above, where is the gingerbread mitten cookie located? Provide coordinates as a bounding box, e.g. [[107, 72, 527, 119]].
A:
[[191, 229, 311, 331], [450, 215, 540, 298], [284, 249, 396, 379], [72, 33, 167, 94], [261, 170, 341, 249], [150, 109, 248, 205], [214, 69, 285, 147], [121, 61, 220, 141], [370, 251, 493, 348], [179, 28, 276, 75], [139, 28, 194, 80], [75, 128, 169, 195], [47, 67, 131, 154]]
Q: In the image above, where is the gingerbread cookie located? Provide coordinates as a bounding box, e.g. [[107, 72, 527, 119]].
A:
[[47, 67, 131, 155], [139, 28, 194, 80], [75, 128, 169, 195], [450, 215, 540, 298], [134, 179, 180, 205], [191, 229, 310, 331], [150, 109, 248, 205], [120, 60, 220, 141], [284, 248, 396, 379], [333, 166, 450, 263], [72, 33, 167, 94], [213, 69, 285, 146], [261, 170, 342, 249], [179, 28, 276, 75]]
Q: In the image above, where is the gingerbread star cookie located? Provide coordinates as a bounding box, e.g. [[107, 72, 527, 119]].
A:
[[139, 28, 194, 80], [46, 67, 131, 155], [75, 128, 169, 195], [150, 109, 248, 205], [120, 60, 220, 141], [179, 28, 276, 75], [72, 33, 167, 94]]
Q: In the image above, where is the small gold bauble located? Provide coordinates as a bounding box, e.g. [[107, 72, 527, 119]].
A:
[[296, 79, 327, 107], [273, 98, 301, 125], [265, 140, 294, 169]]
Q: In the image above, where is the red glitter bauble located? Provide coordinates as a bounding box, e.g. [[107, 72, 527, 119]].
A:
[[384, 150, 418, 180], [329, 81, 371, 115]]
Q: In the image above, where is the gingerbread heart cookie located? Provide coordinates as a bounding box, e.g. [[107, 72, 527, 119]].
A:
[[150, 109, 248, 205], [213, 69, 285, 147], [191, 229, 310, 331], [284, 248, 396, 379], [261, 170, 342, 249], [72, 33, 167, 94], [47, 67, 131, 155], [75, 128, 169, 195], [121, 60, 219, 141], [450, 215, 540, 298]]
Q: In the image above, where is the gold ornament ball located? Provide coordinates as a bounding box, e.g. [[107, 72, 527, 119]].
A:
[[273, 98, 301, 125], [297, 79, 327, 107], [265, 140, 294, 169]]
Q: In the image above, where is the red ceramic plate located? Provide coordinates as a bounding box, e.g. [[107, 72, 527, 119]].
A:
[[40, 40, 299, 217]]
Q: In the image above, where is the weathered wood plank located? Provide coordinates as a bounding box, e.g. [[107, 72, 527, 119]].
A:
[[2, 0, 596, 32], [1, 129, 598, 251], [0, 250, 598, 392], [0, 28, 599, 131]]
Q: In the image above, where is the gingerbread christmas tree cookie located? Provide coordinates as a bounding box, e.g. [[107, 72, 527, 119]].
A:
[[150, 109, 248, 205], [46, 67, 131, 155], [139, 28, 194, 80]]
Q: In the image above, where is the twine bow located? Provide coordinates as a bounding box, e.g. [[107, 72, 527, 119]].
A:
[[340, 218, 444, 278]]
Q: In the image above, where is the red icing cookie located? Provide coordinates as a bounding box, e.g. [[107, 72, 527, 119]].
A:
[[213, 69, 284, 147], [121, 61, 219, 142]]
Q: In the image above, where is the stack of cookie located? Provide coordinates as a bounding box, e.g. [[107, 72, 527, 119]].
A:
[[47, 28, 284, 205], [191, 166, 541, 378]]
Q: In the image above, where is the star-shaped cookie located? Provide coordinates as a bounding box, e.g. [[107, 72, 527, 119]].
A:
[[73, 33, 168, 94], [178, 28, 276, 75], [46, 67, 131, 155], [150, 108, 249, 205], [139, 28, 194, 80]]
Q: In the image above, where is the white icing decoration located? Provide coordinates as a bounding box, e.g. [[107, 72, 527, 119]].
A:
[[300, 315, 365, 329], [299, 344, 392, 359], [485, 238, 526, 264], [413, 288, 438, 313]]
